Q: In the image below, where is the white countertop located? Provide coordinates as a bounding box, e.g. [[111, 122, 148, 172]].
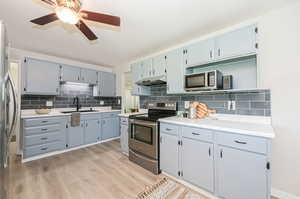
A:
[[21, 107, 121, 119], [118, 109, 148, 117], [159, 114, 275, 139]]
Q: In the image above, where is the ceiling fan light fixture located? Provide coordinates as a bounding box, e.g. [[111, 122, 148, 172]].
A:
[[55, 6, 79, 24]]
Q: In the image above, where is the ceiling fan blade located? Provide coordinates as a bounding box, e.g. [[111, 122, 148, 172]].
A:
[[80, 10, 120, 27], [30, 13, 58, 25], [76, 20, 98, 41], [41, 0, 56, 6]]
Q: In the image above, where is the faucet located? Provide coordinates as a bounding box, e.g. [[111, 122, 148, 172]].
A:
[[73, 97, 81, 112]]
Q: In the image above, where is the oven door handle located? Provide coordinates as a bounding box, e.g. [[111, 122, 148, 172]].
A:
[[130, 119, 157, 127]]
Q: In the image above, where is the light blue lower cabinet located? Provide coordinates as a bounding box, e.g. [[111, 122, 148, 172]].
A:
[[160, 132, 179, 177], [217, 146, 268, 199], [67, 121, 85, 148], [159, 122, 271, 199], [84, 119, 101, 144], [101, 117, 119, 140], [181, 137, 214, 192]]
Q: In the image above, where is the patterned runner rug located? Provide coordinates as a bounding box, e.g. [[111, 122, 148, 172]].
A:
[[136, 178, 209, 199]]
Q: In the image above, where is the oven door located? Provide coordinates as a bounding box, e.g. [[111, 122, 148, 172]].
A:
[[185, 72, 207, 91], [129, 119, 158, 159]]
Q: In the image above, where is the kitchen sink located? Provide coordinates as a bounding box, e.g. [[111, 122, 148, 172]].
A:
[[61, 110, 98, 114]]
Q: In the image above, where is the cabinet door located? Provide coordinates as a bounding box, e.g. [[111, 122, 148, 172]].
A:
[[131, 63, 141, 83], [67, 122, 84, 148], [81, 69, 98, 84], [98, 72, 116, 96], [182, 138, 214, 192], [120, 124, 128, 153], [152, 55, 167, 77], [160, 133, 179, 176], [166, 49, 185, 94], [23, 58, 60, 95], [84, 119, 101, 144], [215, 25, 257, 60], [185, 38, 214, 67], [60, 64, 81, 83], [217, 146, 268, 199], [141, 59, 153, 79], [102, 117, 119, 140]]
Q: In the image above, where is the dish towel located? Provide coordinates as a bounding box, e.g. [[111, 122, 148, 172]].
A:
[[71, 112, 81, 127]]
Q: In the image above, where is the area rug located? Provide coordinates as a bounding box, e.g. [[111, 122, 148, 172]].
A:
[[136, 178, 209, 199]]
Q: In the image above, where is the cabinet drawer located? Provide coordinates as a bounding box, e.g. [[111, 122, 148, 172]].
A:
[[216, 133, 267, 154], [24, 131, 62, 147], [24, 117, 60, 127], [24, 141, 63, 158], [102, 112, 120, 118], [120, 117, 128, 125], [182, 126, 213, 142], [24, 124, 60, 135], [160, 123, 179, 136]]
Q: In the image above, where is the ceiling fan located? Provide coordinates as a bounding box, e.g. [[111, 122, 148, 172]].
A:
[[30, 0, 121, 41]]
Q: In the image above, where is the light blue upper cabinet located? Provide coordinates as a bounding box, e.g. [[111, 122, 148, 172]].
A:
[[184, 38, 215, 67], [84, 119, 101, 144], [215, 25, 257, 60], [152, 55, 167, 77], [166, 49, 185, 94], [131, 63, 151, 96], [23, 58, 60, 95], [160, 132, 179, 177], [60, 64, 81, 83], [182, 137, 214, 192], [98, 72, 116, 97], [80, 69, 98, 85], [141, 58, 153, 79], [217, 146, 268, 199]]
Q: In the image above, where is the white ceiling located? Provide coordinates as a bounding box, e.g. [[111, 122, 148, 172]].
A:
[[0, 0, 297, 67]]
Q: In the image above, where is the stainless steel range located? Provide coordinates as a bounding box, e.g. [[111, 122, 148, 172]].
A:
[[129, 102, 177, 175]]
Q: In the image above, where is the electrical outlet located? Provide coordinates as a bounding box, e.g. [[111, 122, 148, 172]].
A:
[[227, 101, 232, 110], [46, 101, 53, 107], [227, 101, 236, 111], [118, 99, 121, 105], [231, 101, 236, 111], [100, 101, 104, 105], [184, 101, 190, 109]]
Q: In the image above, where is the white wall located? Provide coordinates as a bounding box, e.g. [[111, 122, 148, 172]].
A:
[[258, 2, 300, 198], [9, 48, 113, 72], [114, 2, 300, 198]]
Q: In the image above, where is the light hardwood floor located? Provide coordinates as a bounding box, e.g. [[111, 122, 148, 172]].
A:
[[8, 140, 161, 199]]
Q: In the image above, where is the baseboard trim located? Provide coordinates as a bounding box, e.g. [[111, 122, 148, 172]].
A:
[[272, 188, 300, 199], [22, 137, 120, 163]]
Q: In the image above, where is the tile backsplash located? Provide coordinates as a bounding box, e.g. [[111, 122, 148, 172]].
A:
[[21, 82, 121, 110], [140, 85, 271, 116]]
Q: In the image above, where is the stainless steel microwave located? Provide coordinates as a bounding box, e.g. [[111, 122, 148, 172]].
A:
[[185, 70, 223, 91]]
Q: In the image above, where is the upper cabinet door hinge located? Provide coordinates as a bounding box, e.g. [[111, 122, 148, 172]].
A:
[[255, 27, 258, 34], [255, 43, 259, 49], [266, 162, 270, 170]]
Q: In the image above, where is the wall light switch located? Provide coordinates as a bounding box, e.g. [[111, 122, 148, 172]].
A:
[[100, 101, 104, 105], [118, 99, 121, 105], [227, 101, 236, 111], [184, 101, 190, 109], [46, 101, 53, 107]]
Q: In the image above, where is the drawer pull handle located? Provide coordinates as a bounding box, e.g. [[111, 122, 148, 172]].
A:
[[165, 128, 172, 131], [41, 128, 48, 131], [41, 147, 48, 151], [192, 132, 200, 136], [234, 140, 247, 145], [41, 137, 48, 140], [41, 121, 48, 123]]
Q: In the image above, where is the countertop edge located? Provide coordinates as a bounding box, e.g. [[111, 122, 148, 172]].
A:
[[159, 118, 275, 139]]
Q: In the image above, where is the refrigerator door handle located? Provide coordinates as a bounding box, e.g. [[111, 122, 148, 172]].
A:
[[4, 72, 18, 139]]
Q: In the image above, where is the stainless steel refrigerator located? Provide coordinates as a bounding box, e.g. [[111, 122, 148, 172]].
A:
[[0, 21, 18, 199]]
